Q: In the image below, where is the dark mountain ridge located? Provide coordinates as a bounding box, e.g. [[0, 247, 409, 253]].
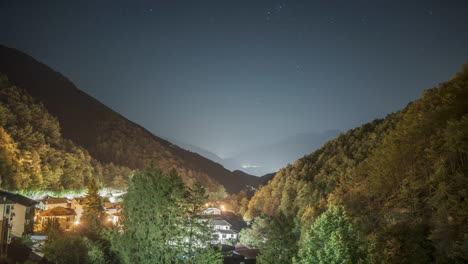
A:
[[0, 44, 259, 194]]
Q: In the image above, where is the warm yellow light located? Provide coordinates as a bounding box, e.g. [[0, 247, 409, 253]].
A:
[[74, 220, 80, 225], [221, 205, 225, 211]]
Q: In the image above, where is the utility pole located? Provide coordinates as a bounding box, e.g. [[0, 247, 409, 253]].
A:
[[0, 196, 8, 261]]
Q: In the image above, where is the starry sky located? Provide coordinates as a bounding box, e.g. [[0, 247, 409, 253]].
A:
[[1, 0, 468, 159]]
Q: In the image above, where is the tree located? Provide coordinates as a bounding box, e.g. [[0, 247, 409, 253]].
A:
[[296, 206, 364, 264], [257, 212, 298, 264], [112, 167, 222, 264], [81, 178, 105, 238], [183, 182, 222, 264], [239, 216, 270, 248], [42, 233, 108, 264]]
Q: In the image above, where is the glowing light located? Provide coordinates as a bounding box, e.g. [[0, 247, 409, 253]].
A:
[[241, 164, 260, 169], [221, 205, 225, 211], [74, 220, 80, 225]]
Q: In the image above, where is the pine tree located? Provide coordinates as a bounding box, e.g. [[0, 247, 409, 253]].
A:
[[296, 206, 364, 264], [112, 168, 189, 263], [183, 182, 222, 264], [257, 212, 297, 264], [81, 178, 105, 238]]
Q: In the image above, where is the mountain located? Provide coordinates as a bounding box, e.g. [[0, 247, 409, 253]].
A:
[[222, 130, 340, 175], [160, 136, 226, 166], [0, 44, 260, 194], [245, 65, 468, 262]]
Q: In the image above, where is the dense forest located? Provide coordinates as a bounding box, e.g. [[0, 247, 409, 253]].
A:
[[242, 64, 468, 263], [0, 74, 132, 192], [0, 44, 260, 194]]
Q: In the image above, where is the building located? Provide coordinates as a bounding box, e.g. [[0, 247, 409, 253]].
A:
[[41, 196, 68, 210], [0, 191, 37, 238], [104, 201, 121, 215], [69, 198, 84, 220], [37, 207, 77, 231], [0, 195, 14, 258], [213, 219, 238, 244], [203, 207, 221, 215]]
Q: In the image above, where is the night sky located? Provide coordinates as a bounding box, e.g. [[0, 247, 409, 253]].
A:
[[1, 0, 467, 159]]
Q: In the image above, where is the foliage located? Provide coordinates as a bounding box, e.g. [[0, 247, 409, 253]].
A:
[[0, 73, 133, 191], [245, 64, 468, 262], [80, 178, 105, 238], [257, 212, 298, 264], [183, 182, 223, 264], [42, 232, 108, 264], [111, 167, 222, 264], [295, 206, 364, 264], [224, 190, 252, 216], [238, 216, 270, 249]]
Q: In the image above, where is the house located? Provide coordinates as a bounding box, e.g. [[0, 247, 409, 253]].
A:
[[37, 207, 77, 231], [106, 212, 120, 225], [212, 219, 238, 244], [104, 201, 121, 215], [0, 191, 37, 239], [69, 198, 84, 220], [204, 207, 221, 215], [41, 196, 68, 210]]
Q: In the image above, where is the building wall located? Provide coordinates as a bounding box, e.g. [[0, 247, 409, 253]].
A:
[[38, 215, 76, 231], [0, 204, 12, 245], [70, 200, 83, 220], [215, 224, 230, 230], [10, 204, 26, 238], [44, 203, 68, 210]]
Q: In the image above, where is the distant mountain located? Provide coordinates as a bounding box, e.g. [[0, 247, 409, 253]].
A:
[[0, 44, 260, 194], [223, 130, 340, 175], [161, 136, 226, 166]]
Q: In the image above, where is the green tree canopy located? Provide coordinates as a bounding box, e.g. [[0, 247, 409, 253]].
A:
[[112, 167, 222, 264], [296, 206, 364, 264], [257, 212, 298, 264]]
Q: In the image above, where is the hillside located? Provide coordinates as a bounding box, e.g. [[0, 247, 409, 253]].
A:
[[0, 74, 133, 192], [245, 65, 468, 262], [0, 45, 260, 194]]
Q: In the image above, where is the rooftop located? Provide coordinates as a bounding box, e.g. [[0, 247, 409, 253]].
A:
[[0, 190, 37, 206], [41, 197, 68, 204], [39, 207, 76, 217], [213, 219, 232, 226]]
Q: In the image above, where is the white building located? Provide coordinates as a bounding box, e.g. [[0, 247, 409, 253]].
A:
[[212, 219, 238, 244], [203, 207, 221, 216], [0, 190, 37, 253]]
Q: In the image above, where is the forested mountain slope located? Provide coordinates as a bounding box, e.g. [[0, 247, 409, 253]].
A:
[[0, 74, 132, 192], [0, 45, 259, 194], [245, 64, 468, 262]]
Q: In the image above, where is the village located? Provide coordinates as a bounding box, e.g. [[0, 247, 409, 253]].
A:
[[0, 190, 258, 263]]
